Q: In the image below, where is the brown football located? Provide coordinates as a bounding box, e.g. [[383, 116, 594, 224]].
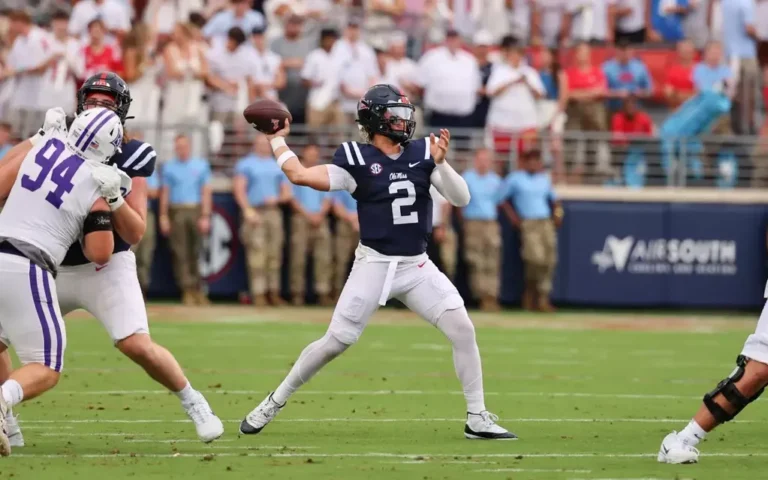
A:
[[243, 99, 293, 134]]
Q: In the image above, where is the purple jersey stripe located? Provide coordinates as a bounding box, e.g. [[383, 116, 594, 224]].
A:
[[81, 111, 117, 153], [41, 270, 63, 372], [28, 263, 52, 369], [75, 108, 110, 148]]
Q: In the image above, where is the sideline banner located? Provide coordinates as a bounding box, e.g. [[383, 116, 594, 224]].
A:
[[147, 195, 768, 309]]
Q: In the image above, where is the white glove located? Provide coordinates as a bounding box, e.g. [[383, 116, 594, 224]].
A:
[[118, 168, 133, 198], [91, 163, 125, 211], [31, 107, 68, 145], [43, 107, 67, 132]]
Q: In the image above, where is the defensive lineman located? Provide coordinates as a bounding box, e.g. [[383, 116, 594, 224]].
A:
[[658, 306, 768, 463], [0, 72, 223, 444], [239, 84, 515, 440], [0, 108, 123, 456]]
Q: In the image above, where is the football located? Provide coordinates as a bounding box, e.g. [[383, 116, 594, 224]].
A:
[[243, 99, 293, 134]]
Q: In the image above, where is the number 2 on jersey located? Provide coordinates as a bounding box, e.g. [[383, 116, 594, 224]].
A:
[[390, 180, 418, 225], [21, 138, 84, 209]]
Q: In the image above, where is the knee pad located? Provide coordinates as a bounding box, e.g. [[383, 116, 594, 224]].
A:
[[703, 355, 766, 423]]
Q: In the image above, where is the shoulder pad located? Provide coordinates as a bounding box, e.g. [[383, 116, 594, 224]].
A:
[[333, 141, 368, 169], [112, 139, 157, 178]]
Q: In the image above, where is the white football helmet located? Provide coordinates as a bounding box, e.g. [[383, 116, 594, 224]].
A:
[[67, 107, 123, 164]]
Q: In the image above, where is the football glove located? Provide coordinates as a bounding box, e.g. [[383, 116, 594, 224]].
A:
[[43, 107, 67, 132], [91, 163, 125, 211]]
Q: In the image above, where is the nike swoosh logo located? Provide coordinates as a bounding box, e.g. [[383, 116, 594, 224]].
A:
[[662, 445, 669, 455], [409, 162, 420, 167], [95, 264, 108, 272], [418, 262, 426, 268]]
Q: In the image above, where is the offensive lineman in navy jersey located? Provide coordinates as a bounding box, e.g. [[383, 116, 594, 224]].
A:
[[240, 84, 515, 440], [0, 72, 223, 444]]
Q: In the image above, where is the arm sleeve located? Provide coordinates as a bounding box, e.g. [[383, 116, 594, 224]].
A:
[[326, 164, 357, 193], [430, 162, 470, 207]]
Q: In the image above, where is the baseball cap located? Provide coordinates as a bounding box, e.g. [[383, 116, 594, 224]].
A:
[[473, 30, 494, 47]]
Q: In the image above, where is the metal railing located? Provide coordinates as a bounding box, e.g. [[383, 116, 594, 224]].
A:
[[127, 121, 767, 189]]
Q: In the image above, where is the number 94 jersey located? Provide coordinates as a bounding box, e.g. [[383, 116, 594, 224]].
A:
[[332, 137, 435, 256], [0, 132, 101, 265]]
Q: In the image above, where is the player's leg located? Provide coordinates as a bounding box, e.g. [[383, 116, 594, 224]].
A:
[[240, 257, 386, 435], [290, 215, 309, 305], [0, 349, 23, 448], [395, 260, 516, 440], [264, 208, 286, 305], [241, 219, 268, 306], [67, 252, 223, 443], [659, 300, 768, 464], [0, 259, 68, 456], [313, 221, 333, 305], [333, 221, 352, 298]]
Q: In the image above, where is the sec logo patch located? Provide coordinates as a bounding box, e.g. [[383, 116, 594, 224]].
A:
[[370, 163, 382, 175]]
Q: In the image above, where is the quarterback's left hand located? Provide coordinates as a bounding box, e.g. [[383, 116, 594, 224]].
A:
[[429, 129, 450, 164]]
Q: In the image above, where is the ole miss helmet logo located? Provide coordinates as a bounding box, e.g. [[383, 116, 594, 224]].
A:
[[370, 163, 382, 175]]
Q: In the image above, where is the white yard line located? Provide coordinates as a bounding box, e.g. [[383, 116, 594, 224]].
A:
[[18, 417, 762, 425], [477, 468, 593, 473], [49, 389, 705, 400], [6, 452, 768, 460]]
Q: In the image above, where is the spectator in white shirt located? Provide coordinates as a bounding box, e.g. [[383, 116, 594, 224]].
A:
[[485, 36, 545, 155], [68, 0, 132, 40], [203, 0, 266, 48], [612, 0, 660, 43], [415, 29, 481, 128], [301, 28, 344, 128], [1, 10, 58, 137], [333, 20, 380, 123], [383, 32, 418, 97], [264, 0, 340, 42], [207, 27, 254, 126], [570, 0, 615, 44], [38, 10, 83, 115], [532, 0, 574, 47], [247, 26, 286, 102]]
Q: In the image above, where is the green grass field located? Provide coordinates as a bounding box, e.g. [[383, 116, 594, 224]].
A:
[[2, 305, 767, 480]]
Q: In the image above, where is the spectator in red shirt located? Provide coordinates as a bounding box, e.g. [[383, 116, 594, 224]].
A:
[[611, 95, 655, 188], [81, 17, 123, 82], [663, 39, 697, 108], [558, 42, 609, 183]]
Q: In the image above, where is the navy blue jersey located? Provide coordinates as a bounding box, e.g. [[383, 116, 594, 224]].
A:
[[61, 136, 157, 266], [333, 138, 435, 256]]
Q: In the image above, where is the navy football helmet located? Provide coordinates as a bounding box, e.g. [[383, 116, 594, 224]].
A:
[[77, 71, 132, 123], [357, 84, 416, 144]]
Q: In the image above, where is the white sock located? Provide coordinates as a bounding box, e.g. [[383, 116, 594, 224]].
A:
[[435, 308, 486, 414], [272, 333, 349, 405], [175, 382, 198, 405], [1, 380, 23, 409], [679, 419, 707, 446]]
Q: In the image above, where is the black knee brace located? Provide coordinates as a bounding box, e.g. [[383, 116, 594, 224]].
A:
[[703, 355, 765, 423]]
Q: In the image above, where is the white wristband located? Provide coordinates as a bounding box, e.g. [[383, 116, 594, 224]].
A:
[[276, 150, 296, 168], [270, 137, 287, 150]]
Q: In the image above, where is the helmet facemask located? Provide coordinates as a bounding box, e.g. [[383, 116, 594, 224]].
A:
[[358, 100, 416, 145]]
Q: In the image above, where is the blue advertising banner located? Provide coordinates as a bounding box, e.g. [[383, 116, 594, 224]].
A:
[[147, 194, 768, 309]]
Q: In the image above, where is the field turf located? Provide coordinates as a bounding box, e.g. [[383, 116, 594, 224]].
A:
[[2, 305, 767, 480]]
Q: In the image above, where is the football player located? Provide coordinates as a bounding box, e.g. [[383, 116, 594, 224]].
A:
[[0, 108, 124, 456], [239, 84, 515, 440], [0, 72, 224, 445]]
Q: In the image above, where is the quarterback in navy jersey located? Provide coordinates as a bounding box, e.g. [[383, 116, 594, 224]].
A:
[[0, 72, 223, 445], [240, 84, 515, 440]]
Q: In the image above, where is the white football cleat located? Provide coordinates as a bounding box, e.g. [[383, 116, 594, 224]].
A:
[[239, 393, 284, 435], [5, 410, 23, 447], [464, 411, 518, 440], [658, 431, 700, 464], [183, 394, 224, 443], [0, 392, 10, 456]]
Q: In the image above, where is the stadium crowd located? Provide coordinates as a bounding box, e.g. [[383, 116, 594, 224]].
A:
[[0, 0, 766, 309]]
